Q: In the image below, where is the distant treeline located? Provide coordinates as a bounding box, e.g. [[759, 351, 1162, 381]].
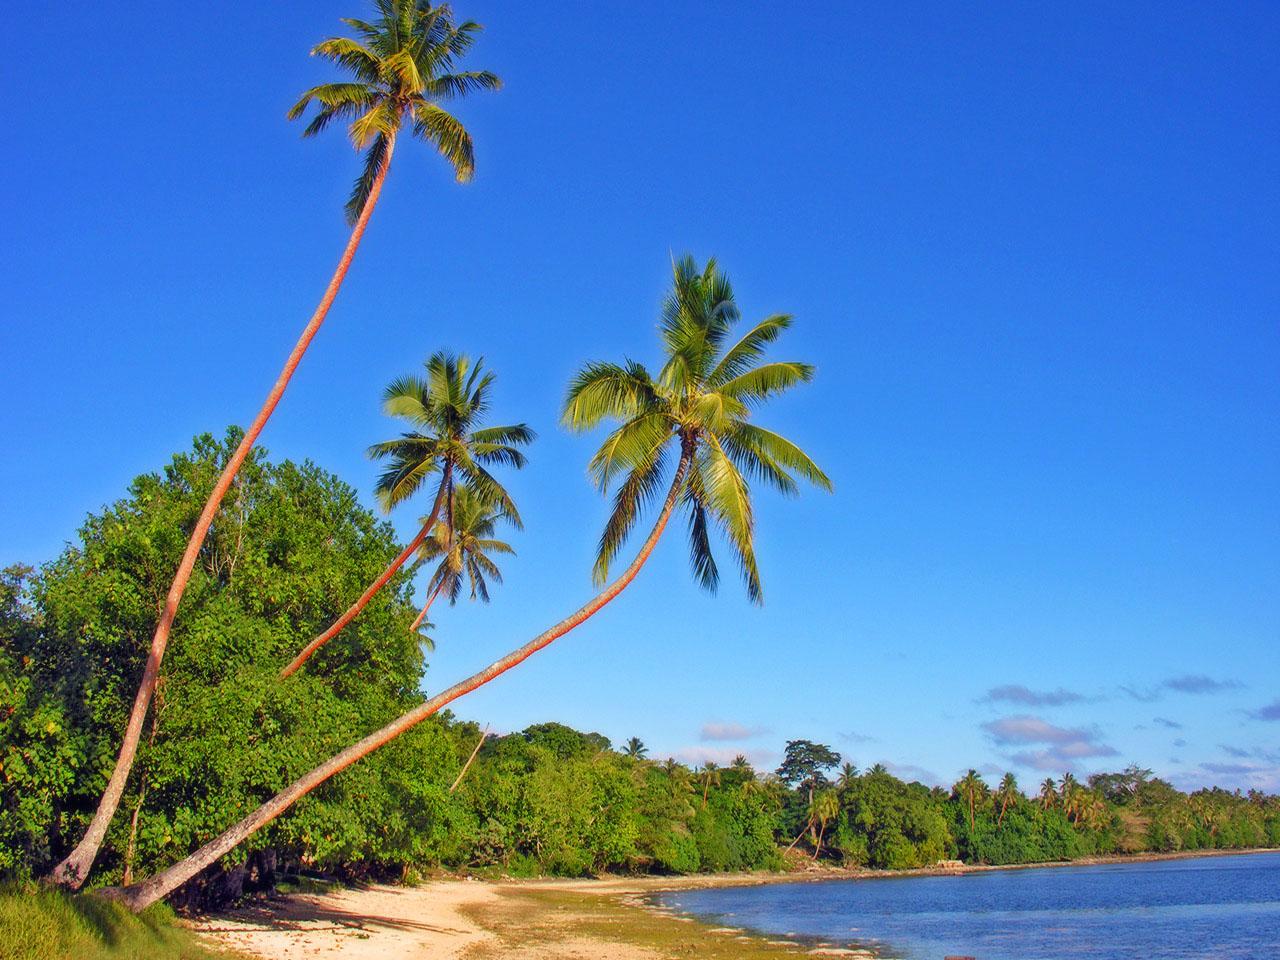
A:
[[3, 435, 1276, 905]]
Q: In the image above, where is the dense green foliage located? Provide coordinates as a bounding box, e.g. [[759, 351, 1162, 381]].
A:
[[2, 437, 1276, 906], [0, 883, 233, 960]]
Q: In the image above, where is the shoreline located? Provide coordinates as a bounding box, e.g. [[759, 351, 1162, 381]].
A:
[[192, 847, 1278, 958]]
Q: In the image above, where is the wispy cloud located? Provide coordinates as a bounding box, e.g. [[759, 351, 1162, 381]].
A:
[[699, 722, 766, 742], [1172, 759, 1280, 793], [1163, 674, 1242, 694], [1153, 717, 1183, 730], [839, 730, 876, 745], [1249, 698, 1280, 722], [981, 684, 1087, 707], [1220, 744, 1251, 759], [1122, 675, 1243, 702], [983, 715, 1117, 772]]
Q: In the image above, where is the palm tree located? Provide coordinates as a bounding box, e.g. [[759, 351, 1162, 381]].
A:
[[563, 255, 830, 600], [288, 0, 498, 221], [698, 763, 722, 806], [623, 737, 648, 760], [955, 770, 987, 833], [1039, 777, 1057, 809], [111, 256, 829, 910], [410, 484, 516, 632], [809, 789, 841, 859], [51, 0, 500, 889], [995, 772, 1019, 828], [837, 762, 860, 790], [281, 353, 531, 677]]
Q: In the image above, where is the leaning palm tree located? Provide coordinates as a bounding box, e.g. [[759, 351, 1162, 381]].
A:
[[409, 484, 516, 632], [1039, 777, 1058, 809], [809, 789, 841, 859], [51, 1, 499, 889], [995, 772, 1019, 827], [110, 255, 829, 911], [281, 352, 531, 677]]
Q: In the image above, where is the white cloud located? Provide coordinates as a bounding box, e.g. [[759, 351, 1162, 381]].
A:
[[699, 721, 767, 742]]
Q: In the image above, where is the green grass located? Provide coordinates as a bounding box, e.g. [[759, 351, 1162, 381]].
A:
[[0, 883, 238, 960]]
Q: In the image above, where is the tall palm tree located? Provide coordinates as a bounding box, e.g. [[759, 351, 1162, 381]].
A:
[[837, 762, 860, 790], [623, 737, 648, 760], [809, 789, 841, 860], [995, 772, 1019, 828], [111, 256, 829, 911], [409, 484, 516, 632], [281, 353, 531, 677], [1039, 777, 1058, 809], [698, 763, 722, 806], [51, 0, 499, 889], [955, 770, 987, 833]]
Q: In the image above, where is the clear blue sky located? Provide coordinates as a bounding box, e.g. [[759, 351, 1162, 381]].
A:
[[3, 1, 1277, 792]]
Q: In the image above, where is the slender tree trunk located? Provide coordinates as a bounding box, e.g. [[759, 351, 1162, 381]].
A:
[[812, 822, 826, 860], [449, 726, 489, 794], [410, 578, 448, 633], [784, 820, 812, 854], [50, 137, 398, 890], [111, 450, 693, 911], [281, 470, 449, 678]]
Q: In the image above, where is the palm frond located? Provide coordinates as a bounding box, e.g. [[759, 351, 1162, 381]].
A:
[[469, 423, 536, 447], [586, 412, 673, 492], [723, 424, 832, 492], [310, 37, 382, 83], [699, 435, 762, 603], [345, 133, 392, 224], [593, 447, 671, 585], [411, 101, 475, 181], [425, 70, 502, 99], [381, 374, 431, 421], [373, 455, 441, 512], [716, 361, 815, 405], [683, 482, 720, 594], [707, 314, 793, 386], [563, 361, 658, 430]]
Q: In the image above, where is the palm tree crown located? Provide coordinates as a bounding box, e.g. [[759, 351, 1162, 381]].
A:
[[369, 352, 533, 518], [288, 0, 500, 221], [563, 255, 832, 601], [416, 484, 516, 607]]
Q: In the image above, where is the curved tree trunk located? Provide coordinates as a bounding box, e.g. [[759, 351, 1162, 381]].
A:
[[111, 451, 692, 912], [50, 136, 398, 890], [410, 577, 448, 633], [280, 470, 450, 678], [448, 726, 489, 793]]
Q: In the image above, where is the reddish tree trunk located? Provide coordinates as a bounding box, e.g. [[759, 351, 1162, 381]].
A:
[[111, 451, 692, 911], [49, 136, 398, 890], [410, 578, 448, 633], [280, 471, 449, 678]]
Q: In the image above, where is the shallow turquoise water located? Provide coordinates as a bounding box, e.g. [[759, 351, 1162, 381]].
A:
[[657, 852, 1280, 959]]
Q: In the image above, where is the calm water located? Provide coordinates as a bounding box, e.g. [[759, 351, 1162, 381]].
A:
[[657, 853, 1280, 959]]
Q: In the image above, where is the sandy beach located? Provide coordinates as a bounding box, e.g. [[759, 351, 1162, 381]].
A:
[[191, 873, 830, 959], [192, 850, 1280, 960]]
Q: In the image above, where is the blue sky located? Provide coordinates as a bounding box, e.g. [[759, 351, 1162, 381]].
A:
[[3, 1, 1278, 792]]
